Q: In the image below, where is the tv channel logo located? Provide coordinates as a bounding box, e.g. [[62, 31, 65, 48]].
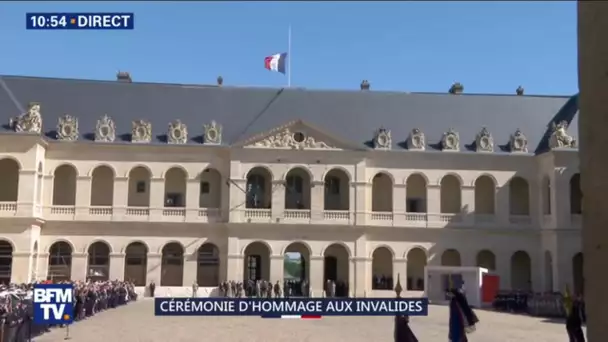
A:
[[33, 284, 74, 324]]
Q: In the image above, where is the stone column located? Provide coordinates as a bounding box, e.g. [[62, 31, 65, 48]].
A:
[[229, 179, 246, 222], [226, 237, 241, 281], [495, 184, 511, 225], [109, 253, 125, 281], [71, 253, 88, 281], [309, 256, 324, 297], [353, 182, 367, 225], [426, 185, 441, 219], [578, 2, 608, 340]]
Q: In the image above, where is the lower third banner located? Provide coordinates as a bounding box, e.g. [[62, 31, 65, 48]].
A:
[[154, 298, 428, 316]]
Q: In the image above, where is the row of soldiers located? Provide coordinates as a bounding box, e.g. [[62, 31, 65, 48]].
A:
[[0, 280, 137, 342], [213, 279, 355, 298], [492, 290, 586, 319]]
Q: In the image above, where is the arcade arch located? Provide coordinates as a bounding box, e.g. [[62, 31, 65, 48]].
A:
[[124, 242, 148, 286], [0, 158, 19, 202], [243, 242, 271, 281], [47, 241, 72, 281], [509, 177, 530, 215], [285, 168, 311, 210], [199, 168, 222, 208], [476, 250, 496, 270], [87, 241, 110, 281], [441, 249, 462, 266], [0, 241, 13, 284], [161, 242, 184, 286], [246, 167, 272, 209], [53, 165, 77, 205], [474, 176, 495, 214], [323, 169, 350, 211], [371, 247, 393, 290], [323, 243, 350, 297], [90, 165, 114, 206], [283, 242, 311, 296], [406, 174, 427, 213], [196, 243, 220, 287], [371, 173, 393, 212], [440, 175, 462, 214], [406, 248, 426, 290], [128, 166, 152, 207], [164, 167, 187, 207], [510, 251, 532, 291]]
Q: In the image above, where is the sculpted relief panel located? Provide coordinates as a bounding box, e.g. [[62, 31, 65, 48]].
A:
[[9, 103, 42, 134], [247, 128, 338, 150]]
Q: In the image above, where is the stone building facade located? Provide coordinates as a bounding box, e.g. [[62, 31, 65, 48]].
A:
[[0, 75, 583, 296]]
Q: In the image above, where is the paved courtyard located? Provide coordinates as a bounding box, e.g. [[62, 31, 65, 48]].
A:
[[34, 299, 580, 342]]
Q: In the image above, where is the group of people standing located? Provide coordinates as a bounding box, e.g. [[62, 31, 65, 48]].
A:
[[0, 280, 137, 342], [212, 279, 311, 298]]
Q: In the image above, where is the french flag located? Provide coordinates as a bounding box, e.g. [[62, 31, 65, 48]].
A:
[[264, 53, 287, 74], [262, 314, 322, 320]]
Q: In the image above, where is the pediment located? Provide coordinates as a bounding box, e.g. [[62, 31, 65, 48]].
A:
[[234, 120, 360, 151]]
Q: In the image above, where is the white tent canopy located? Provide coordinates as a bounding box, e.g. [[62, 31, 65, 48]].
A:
[[424, 266, 488, 308]]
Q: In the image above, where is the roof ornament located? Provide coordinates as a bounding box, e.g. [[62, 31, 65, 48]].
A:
[[407, 128, 426, 150], [360, 80, 370, 90], [372, 127, 391, 149], [509, 128, 528, 152], [9, 102, 42, 134], [441, 128, 460, 151], [131, 120, 152, 143], [549, 121, 576, 149], [95, 115, 116, 142], [516, 86, 524, 95], [475, 127, 494, 152], [203, 120, 223, 145], [168, 120, 188, 144], [56, 115, 79, 141], [449, 82, 464, 94], [217, 76, 224, 86]]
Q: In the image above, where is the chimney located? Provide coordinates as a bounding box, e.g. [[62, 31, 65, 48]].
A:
[[449, 82, 464, 94], [360, 80, 370, 90], [217, 76, 223, 86], [516, 86, 524, 95], [116, 71, 132, 83]]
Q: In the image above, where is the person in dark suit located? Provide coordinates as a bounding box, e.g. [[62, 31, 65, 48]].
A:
[[566, 293, 586, 342], [447, 288, 479, 342]]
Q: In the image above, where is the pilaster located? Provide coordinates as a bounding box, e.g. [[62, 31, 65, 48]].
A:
[[426, 185, 441, 214], [229, 179, 246, 222], [393, 258, 408, 292], [11, 252, 33, 283], [36, 253, 49, 280], [112, 177, 128, 219], [17, 170, 36, 215], [496, 184, 510, 225], [393, 184, 406, 225], [185, 179, 200, 220], [271, 181, 285, 220], [75, 176, 92, 218], [109, 253, 125, 281], [71, 253, 88, 281], [183, 254, 197, 286], [353, 182, 367, 225], [309, 256, 324, 297], [269, 255, 284, 282], [147, 253, 162, 285], [149, 178, 165, 220], [310, 181, 325, 221], [461, 185, 475, 224]]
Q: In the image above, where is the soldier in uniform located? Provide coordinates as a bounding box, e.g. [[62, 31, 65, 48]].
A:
[[394, 274, 418, 342], [274, 281, 282, 298], [564, 290, 586, 342]]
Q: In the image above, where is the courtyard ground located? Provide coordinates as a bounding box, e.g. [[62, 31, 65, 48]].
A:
[[34, 299, 581, 342]]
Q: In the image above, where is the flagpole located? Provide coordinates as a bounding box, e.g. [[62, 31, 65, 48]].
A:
[[288, 25, 292, 87]]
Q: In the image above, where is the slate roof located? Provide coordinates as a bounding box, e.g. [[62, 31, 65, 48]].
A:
[[0, 75, 579, 154]]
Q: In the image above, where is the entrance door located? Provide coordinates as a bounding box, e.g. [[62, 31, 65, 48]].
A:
[[247, 255, 262, 281]]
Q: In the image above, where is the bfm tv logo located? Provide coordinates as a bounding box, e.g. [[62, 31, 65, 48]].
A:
[[33, 284, 74, 324]]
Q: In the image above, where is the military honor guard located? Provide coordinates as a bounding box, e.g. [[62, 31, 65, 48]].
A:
[[393, 274, 418, 342], [447, 276, 479, 342]]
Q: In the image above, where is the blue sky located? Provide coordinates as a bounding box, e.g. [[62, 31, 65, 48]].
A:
[[0, 2, 577, 95]]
